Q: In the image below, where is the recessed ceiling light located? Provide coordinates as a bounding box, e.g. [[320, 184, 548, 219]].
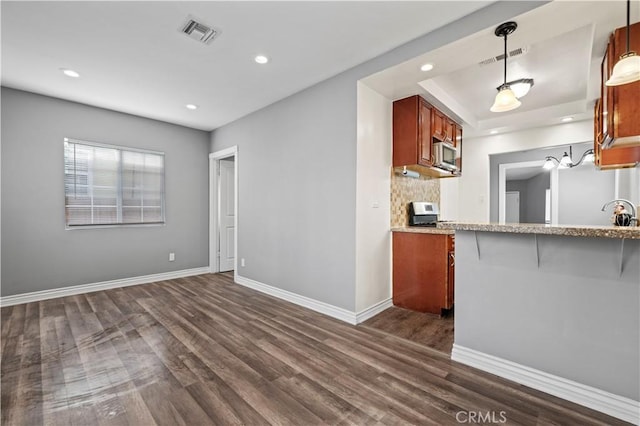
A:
[[420, 63, 434, 72], [185, 104, 198, 110], [490, 130, 499, 134], [254, 55, 269, 64], [61, 69, 80, 78], [561, 117, 573, 122]]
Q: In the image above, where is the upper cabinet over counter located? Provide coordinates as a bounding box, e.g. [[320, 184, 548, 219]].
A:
[[594, 21, 640, 169], [393, 95, 462, 178]]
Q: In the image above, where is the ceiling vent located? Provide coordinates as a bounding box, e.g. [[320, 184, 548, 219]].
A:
[[479, 47, 528, 66], [181, 18, 217, 44]]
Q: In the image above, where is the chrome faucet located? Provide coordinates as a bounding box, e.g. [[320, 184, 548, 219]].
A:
[[601, 199, 637, 226]]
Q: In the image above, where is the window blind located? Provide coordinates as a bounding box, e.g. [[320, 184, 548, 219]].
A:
[[64, 138, 165, 227]]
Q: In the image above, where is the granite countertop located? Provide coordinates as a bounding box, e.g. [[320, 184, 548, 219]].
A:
[[391, 226, 455, 235], [436, 222, 640, 239]]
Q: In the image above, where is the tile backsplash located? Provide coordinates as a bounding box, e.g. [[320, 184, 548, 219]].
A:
[[390, 168, 440, 227]]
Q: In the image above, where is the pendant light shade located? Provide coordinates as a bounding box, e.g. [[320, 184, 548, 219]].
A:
[[606, 52, 640, 86], [490, 85, 522, 112], [543, 157, 556, 170], [509, 78, 535, 98], [606, 0, 640, 86], [490, 22, 522, 113], [559, 152, 573, 168]]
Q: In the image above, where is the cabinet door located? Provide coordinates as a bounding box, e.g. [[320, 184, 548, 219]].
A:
[[455, 125, 463, 174], [602, 34, 612, 143], [444, 118, 455, 145], [594, 100, 602, 166], [612, 23, 640, 139], [392, 95, 420, 167], [446, 250, 455, 309], [431, 109, 446, 141], [418, 99, 432, 167], [392, 232, 449, 315], [445, 236, 455, 309]]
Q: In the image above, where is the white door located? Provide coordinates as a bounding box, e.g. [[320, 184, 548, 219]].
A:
[[505, 191, 520, 223], [219, 159, 235, 272]]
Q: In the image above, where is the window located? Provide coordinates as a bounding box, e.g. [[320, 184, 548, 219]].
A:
[[64, 138, 165, 228]]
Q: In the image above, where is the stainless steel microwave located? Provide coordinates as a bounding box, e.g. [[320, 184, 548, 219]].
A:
[[433, 141, 458, 171]]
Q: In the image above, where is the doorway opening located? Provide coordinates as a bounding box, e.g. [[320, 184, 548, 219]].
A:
[[209, 146, 238, 278], [498, 160, 558, 224]]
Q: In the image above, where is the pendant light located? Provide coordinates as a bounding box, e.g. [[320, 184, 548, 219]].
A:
[[606, 0, 640, 86], [542, 146, 595, 169], [507, 78, 534, 98], [490, 22, 521, 112]]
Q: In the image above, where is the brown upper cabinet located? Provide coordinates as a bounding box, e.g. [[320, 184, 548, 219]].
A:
[[393, 95, 433, 168], [393, 95, 462, 177], [454, 123, 463, 172], [431, 109, 457, 146], [594, 21, 640, 169], [431, 108, 446, 142]]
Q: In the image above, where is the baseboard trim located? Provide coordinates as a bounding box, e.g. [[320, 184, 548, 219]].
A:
[[355, 298, 393, 324], [451, 344, 640, 425], [0, 267, 211, 307], [235, 274, 359, 324]]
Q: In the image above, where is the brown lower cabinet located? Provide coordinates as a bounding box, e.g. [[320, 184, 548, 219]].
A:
[[392, 232, 454, 315]]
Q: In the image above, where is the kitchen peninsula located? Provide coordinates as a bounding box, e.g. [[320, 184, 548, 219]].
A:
[[439, 222, 640, 423]]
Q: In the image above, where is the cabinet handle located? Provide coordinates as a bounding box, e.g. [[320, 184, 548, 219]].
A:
[[449, 252, 455, 267]]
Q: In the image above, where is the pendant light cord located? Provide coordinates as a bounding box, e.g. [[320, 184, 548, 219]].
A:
[[626, 0, 630, 52], [503, 32, 508, 86]]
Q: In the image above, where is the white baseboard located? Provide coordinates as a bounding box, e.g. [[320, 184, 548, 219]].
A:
[[235, 274, 386, 325], [355, 298, 393, 324], [452, 344, 640, 425], [0, 267, 211, 307]]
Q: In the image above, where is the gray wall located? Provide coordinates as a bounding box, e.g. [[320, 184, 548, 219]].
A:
[[506, 172, 549, 224], [211, 76, 358, 310], [1, 88, 210, 296], [505, 180, 527, 223], [558, 164, 615, 226], [455, 230, 640, 400], [525, 172, 550, 223], [211, 1, 546, 311]]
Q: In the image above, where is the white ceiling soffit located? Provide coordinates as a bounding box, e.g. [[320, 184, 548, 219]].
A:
[[361, 0, 637, 138], [0, 1, 494, 131]]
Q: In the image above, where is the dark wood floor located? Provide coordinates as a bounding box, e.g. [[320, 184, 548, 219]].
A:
[[362, 307, 454, 355], [1, 273, 629, 425]]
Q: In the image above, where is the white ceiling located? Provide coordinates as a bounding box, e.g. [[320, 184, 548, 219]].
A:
[[1, 1, 493, 131], [362, 0, 639, 138]]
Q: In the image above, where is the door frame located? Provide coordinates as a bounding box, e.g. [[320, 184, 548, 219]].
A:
[[209, 146, 238, 278]]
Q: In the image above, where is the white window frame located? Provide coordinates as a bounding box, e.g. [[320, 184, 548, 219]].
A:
[[64, 137, 166, 229]]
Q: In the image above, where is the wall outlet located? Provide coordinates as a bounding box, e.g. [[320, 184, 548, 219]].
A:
[[169, 252, 175, 262], [241, 258, 245, 267]]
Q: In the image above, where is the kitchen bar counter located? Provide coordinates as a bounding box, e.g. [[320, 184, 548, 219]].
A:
[[449, 226, 640, 423], [438, 221, 640, 239]]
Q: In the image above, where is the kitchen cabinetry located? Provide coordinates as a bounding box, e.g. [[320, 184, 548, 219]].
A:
[[393, 95, 433, 168], [392, 232, 454, 315], [594, 21, 640, 169], [431, 109, 447, 142], [432, 109, 458, 146], [393, 95, 462, 178], [454, 123, 463, 172]]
